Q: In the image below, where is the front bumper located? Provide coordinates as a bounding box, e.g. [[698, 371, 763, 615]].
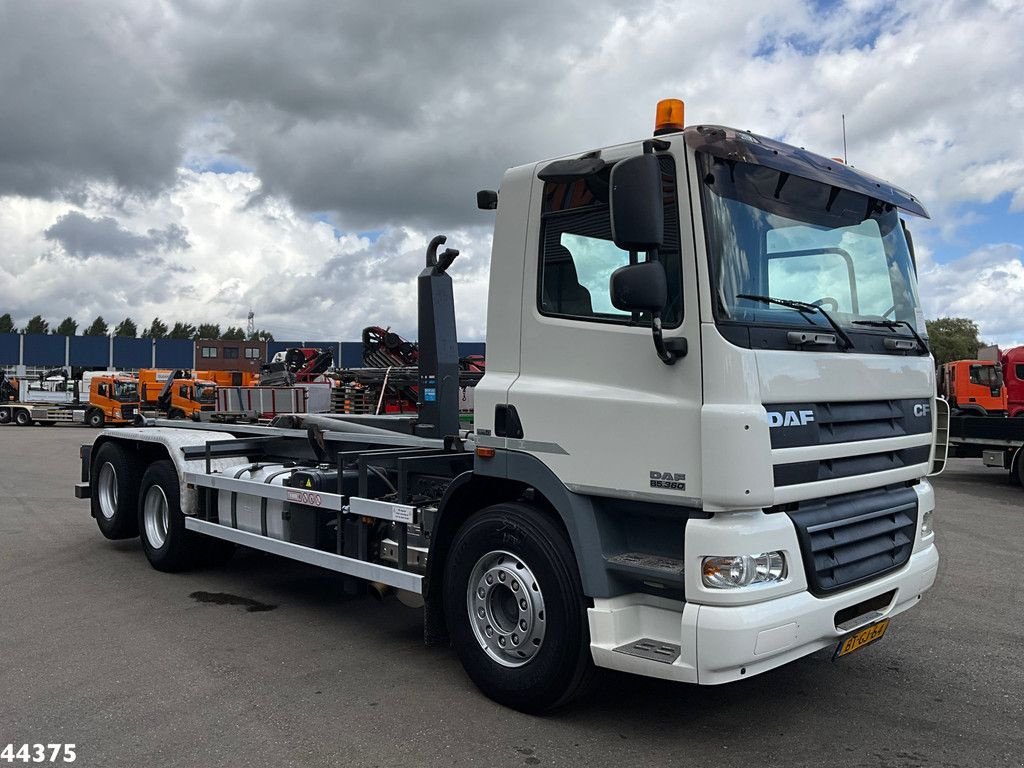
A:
[[588, 542, 939, 684]]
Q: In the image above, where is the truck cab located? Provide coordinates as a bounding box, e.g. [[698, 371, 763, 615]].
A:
[[1000, 347, 1024, 417], [937, 359, 1007, 416], [167, 378, 217, 420], [87, 376, 140, 427], [475, 106, 938, 686]]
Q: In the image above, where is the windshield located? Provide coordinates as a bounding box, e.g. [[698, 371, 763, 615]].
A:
[[195, 383, 216, 402], [699, 153, 924, 339], [114, 381, 138, 402]]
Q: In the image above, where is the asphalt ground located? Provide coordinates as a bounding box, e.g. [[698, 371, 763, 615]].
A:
[[1, 424, 1021, 768]]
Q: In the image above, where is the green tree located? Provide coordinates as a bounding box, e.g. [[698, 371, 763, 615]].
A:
[[250, 329, 274, 342], [24, 315, 49, 334], [113, 317, 138, 338], [926, 317, 983, 365], [168, 322, 196, 340], [141, 317, 168, 339], [221, 326, 246, 340], [0, 313, 15, 333], [83, 316, 109, 336], [195, 323, 221, 340], [54, 317, 78, 336]]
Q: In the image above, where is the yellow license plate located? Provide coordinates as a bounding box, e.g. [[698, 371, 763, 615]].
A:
[[834, 618, 890, 659]]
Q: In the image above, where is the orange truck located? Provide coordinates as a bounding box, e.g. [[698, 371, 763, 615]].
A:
[[0, 373, 140, 427], [137, 368, 258, 407], [937, 359, 1007, 416]]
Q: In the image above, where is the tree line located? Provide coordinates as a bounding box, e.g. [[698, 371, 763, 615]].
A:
[[0, 313, 274, 342]]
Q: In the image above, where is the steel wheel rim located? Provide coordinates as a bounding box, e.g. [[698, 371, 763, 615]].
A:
[[97, 462, 118, 520], [143, 485, 170, 549], [466, 549, 546, 668]]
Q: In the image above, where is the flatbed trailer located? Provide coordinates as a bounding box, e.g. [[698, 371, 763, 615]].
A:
[[947, 411, 1024, 485], [0, 402, 87, 426], [74, 104, 942, 712]]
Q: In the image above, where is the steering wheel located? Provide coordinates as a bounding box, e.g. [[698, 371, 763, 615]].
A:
[[812, 297, 839, 313]]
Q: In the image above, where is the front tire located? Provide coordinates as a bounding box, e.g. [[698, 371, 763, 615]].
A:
[[443, 502, 593, 713], [138, 460, 198, 572], [86, 408, 105, 428], [14, 409, 32, 426], [91, 443, 141, 539]]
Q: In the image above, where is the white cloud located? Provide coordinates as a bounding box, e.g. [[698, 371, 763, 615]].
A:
[[0, 0, 1022, 344]]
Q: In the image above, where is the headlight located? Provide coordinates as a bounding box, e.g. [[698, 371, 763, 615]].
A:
[[114, 409, 121, 419], [702, 552, 787, 589], [921, 509, 934, 537]]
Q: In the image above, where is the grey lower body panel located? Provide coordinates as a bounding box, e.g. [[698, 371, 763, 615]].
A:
[[184, 517, 423, 593]]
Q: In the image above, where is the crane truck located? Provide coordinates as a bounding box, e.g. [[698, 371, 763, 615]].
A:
[[1, 371, 139, 427], [73, 100, 942, 712]]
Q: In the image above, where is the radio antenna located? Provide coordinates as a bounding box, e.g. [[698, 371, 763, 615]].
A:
[[842, 114, 848, 165]]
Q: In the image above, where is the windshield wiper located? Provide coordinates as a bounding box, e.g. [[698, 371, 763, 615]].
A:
[[851, 319, 929, 353], [736, 294, 854, 350]]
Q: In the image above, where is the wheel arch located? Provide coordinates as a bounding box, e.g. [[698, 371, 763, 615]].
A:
[[87, 428, 237, 515], [423, 451, 609, 644]]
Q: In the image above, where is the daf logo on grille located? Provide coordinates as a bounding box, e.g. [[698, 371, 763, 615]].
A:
[[767, 409, 815, 427]]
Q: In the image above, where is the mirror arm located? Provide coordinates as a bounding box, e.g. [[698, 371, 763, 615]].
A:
[[651, 315, 687, 365]]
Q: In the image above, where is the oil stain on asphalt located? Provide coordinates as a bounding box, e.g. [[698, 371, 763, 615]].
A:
[[189, 591, 277, 612]]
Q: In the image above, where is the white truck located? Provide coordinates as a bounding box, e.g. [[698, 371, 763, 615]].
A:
[[74, 101, 942, 712]]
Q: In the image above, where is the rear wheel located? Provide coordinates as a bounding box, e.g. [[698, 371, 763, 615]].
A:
[[91, 442, 142, 539], [14, 409, 32, 426], [443, 502, 593, 713], [167, 408, 185, 420], [0, 408, 11, 424], [86, 408, 105, 428], [138, 460, 199, 572], [1012, 449, 1024, 487]]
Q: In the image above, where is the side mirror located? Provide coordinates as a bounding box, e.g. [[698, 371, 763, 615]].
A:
[[609, 261, 686, 365], [610, 261, 667, 313], [610, 154, 664, 251]]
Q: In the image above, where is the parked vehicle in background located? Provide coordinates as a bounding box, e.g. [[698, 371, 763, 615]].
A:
[[0, 373, 139, 427], [936, 359, 1007, 415]]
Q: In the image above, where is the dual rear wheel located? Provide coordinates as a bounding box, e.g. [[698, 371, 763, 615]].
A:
[[91, 447, 232, 569]]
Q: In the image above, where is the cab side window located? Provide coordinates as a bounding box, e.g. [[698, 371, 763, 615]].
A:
[[97, 383, 108, 397], [537, 155, 682, 327]]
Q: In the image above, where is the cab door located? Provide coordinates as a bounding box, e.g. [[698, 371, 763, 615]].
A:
[[507, 143, 703, 503]]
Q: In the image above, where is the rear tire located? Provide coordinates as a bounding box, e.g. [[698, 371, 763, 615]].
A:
[[91, 442, 142, 539], [167, 408, 185, 420], [138, 460, 199, 572], [14, 409, 32, 426], [1012, 449, 1024, 487], [86, 408, 105, 428], [0, 408, 11, 424], [443, 502, 593, 713]]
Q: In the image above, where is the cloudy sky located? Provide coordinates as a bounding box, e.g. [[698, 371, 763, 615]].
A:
[[1, 0, 1022, 345]]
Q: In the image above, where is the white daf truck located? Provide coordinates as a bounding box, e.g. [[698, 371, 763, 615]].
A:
[[74, 101, 942, 712]]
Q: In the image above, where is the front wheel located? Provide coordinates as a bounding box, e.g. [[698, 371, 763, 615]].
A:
[[86, 408, 105, 428], [443, 502, 593, 713], [14, 409, 32, 426]]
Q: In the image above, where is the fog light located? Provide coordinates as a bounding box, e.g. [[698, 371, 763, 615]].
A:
[[921, 509, 934, 536], [702, 552, 786, 589]]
